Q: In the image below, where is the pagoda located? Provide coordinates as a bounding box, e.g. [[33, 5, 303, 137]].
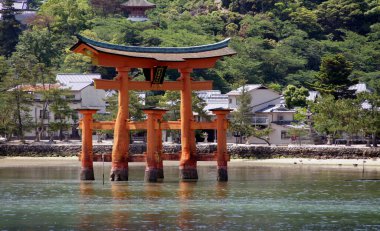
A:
[[121, 0, 156, 22]]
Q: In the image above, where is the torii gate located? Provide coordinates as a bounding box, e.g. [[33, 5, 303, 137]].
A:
[[71, 35, 236, 182]]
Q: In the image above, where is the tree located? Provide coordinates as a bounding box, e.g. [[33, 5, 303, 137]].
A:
[[289, 7, 323, 38], [89, 0, 123, 17], [310, 95, 341, 143], [357, 92, 380, 147], [283, 84, 309, 108], [312, 54, 357, 99], [15, 28, 67, 68], [49, 89, 73, 141], [230, 85, 253, 143], [3, 65, 34, 142], [316, 0, 371, 37], [336, 98, 361, 146], [39, 0, 92, 35], [0, 0, 21, 57]]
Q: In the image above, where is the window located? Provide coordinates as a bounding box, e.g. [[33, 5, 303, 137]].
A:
[[39, 110, 49, 119], [66, 95, 75, 101], [281, 130, 290, 139], [278, 115, 284, 121], [229, 98, 232, 104], [54, 113, 65, 120]]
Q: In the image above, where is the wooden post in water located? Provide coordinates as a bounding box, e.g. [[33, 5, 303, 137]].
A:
[[78, 109, 98, 181], [143, 108, 167, 182], [179, 68, 198, 181], [211, 108, 232, 181], [155, 110, 167, 179], [110, 67, 130, 181]]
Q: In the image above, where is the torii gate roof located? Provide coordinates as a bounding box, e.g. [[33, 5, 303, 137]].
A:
[[70, 35, 236, 68]]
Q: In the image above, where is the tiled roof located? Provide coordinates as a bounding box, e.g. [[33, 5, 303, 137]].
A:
[[122, 0, 155, 8], [349, 83, 370, 94], [8, 83, 60, 92], [0, 0, 28, 10], [226, 84, 267, 95], [255, 104, 295, 113], [72, 34, 234, 54], [56, 73, 101, 91], [307, 91, 320, 102]]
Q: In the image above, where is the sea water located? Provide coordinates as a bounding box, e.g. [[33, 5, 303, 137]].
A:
[[0, 162, 379, 230]]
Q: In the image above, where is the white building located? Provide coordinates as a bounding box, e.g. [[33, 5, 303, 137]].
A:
[[0, 0, 36, 24], [226, 84, 296, 145], [24, 73, 106, 138]]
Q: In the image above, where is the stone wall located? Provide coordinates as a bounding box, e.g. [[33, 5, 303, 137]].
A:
[[0, 143, 379, 159]]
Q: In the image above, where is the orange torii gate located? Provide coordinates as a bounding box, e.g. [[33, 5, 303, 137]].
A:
[[71, 35, 236, 182]]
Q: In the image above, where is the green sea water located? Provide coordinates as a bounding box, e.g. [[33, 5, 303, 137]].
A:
[[0, 163, 379, 230]]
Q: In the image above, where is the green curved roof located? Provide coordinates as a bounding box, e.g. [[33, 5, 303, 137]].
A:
[[74, 35, 232, 54]]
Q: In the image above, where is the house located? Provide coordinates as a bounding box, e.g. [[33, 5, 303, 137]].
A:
[[226, 84, 296, 145], [0, 0, 36, 24], [22, 73, 106, 139]]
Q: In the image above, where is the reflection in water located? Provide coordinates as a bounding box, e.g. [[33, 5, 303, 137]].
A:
[[111, 183, 130, 230], [79, 182, 95, 230], [143, 184, 162, 229], [177, 182, 196, 229], [216, 182, 229, 199]]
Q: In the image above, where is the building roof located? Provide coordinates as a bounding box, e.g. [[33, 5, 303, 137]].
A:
[[349, 83, 371, 94], [307, 91, 320, 102], [226, 84, 267, 96], [56, 73, 101, 91], [71, 35, 236, 62], [255, 104, 295, 113], [122, 0, 156, 8], [0, 0, 28, 10], [8, 83, 60, 92], [195, 90, 229, 113]]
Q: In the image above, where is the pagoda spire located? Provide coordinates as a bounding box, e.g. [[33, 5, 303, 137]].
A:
[[121, 0, 156, 22]]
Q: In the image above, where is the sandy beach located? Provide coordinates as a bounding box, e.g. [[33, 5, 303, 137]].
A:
[[1, 157, 379, 169]]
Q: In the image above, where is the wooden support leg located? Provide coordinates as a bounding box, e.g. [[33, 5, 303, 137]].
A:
[[179, 68, 198, 181], [143, 109, 167, 182], [156, 120, 164, 179], [211, 109, 232, 182], [110, 68, 130, 181], [143, 110, 158, 182], [78, 109, 98, 181]]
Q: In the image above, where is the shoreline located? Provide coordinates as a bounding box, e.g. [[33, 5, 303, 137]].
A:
[[1, 157, 379, 169]]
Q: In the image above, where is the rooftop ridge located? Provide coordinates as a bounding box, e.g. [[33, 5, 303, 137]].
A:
[[122, 0, 155, 7], [57, 73, 100, 75], [76, 34, 232, 54]]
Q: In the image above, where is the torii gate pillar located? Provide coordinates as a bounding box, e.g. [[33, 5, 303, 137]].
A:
[[110, 67, 130, 181], [179, 68, 198, 181], [78, 109, 98, 181], [211, 108, 233, 181], [143, 108, 167, 182]]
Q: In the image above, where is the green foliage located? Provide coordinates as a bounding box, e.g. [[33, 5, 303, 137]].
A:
[[310, 95, 342, 136], [0, 0, 21, 57], [230, 84, 254, 139], [14, 28, 67, 68], [312, 54, 357, 98], [316, 0, 372, 37], [283, 84, 309, 108], [39, 0, 93, 35]]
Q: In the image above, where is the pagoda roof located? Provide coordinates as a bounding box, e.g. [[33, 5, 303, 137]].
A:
[[70, 35, 236, 62], [121, 0, 155, 8]]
